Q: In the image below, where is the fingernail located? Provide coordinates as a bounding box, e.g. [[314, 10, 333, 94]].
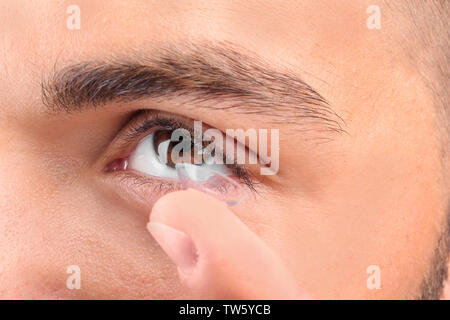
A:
[[147, 222, 197, 270]]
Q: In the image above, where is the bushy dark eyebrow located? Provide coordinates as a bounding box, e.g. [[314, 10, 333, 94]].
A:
[[41, 42, 345, 135]]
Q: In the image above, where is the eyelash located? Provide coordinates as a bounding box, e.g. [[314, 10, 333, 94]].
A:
[[105, 110, 257, 192]]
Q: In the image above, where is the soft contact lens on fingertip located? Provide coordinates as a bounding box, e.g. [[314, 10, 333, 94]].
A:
[[175, 163, 248, 206]]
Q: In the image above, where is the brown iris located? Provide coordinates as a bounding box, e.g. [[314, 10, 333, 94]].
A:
[[153, 129, 216, 168]]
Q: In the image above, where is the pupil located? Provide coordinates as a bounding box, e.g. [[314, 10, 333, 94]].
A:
[[153, 130, 176, 168], [153, 129, 214, 168], [153, 129, 193, 168]]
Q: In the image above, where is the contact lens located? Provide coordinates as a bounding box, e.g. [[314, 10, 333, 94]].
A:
[[175, 163, 248, 206]]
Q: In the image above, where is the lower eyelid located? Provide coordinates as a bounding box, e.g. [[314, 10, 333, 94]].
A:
[[106, 170, 182, 209]]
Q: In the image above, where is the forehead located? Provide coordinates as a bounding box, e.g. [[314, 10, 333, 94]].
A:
[[0, 0, 394, 110], [0, 0, 372, 63]]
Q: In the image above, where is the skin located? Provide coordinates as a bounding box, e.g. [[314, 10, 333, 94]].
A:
[[0, 0, 448, 299]]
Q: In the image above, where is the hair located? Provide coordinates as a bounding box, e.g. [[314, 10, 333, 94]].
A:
[[386, 0, 450, 299], [389, 1, 449, 139]]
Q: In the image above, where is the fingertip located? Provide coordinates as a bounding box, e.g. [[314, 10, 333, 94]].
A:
[[149, 188, 228, 223], [147, 221, 198, 270]]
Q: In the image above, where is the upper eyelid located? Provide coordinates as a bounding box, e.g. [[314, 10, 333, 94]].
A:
[[106, 111, 186, 156], [134, 113, 251, 163], [117, 110, 232, 156], [123, 111, 185, 141]]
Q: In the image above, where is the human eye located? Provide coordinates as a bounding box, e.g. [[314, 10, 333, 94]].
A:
[[102, 110, 256, 206], [125, 118, 233, 181]]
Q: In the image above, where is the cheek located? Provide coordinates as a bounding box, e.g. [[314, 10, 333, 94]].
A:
[[243, 153, 442, 300], [0, 165, 188, 298], [231, 196, 314, 293]]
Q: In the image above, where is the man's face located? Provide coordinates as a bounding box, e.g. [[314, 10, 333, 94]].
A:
[[0, 0, 447, 299]]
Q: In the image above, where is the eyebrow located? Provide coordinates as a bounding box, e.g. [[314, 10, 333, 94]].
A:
[[41, 42, 345, 135]]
